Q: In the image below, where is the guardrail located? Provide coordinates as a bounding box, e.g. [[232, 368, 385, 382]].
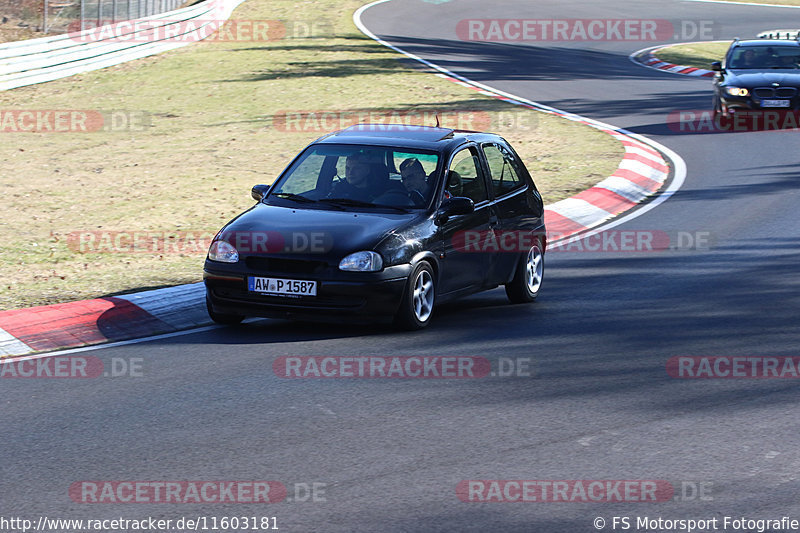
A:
[[757, 29, 800, 40], [0, 0, 245, 91]]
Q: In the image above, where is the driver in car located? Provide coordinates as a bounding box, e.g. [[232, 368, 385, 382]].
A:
[[328, 153, 374, 201]]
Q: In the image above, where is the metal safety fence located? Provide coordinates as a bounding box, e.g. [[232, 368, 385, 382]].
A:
[[2, 0, 191, 35], [0, 0, 245, 91]]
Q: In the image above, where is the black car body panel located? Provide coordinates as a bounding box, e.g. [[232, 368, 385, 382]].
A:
[[713, 39, 800, 115], [204, 125, 546, 326]]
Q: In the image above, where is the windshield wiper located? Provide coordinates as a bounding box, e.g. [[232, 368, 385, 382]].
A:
[[320, 198, 410, 212], [270, 192, 316, 203]]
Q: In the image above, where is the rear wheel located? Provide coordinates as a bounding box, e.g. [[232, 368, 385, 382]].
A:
[[505, 240, 544, 303], [394, 261, 435, 330], [206, 295, 244, 325]]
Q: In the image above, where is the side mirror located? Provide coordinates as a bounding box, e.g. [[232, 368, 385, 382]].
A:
[[711, 61, 722, 71], [251, 184, 270, 202], [435, 196, 474, 224]]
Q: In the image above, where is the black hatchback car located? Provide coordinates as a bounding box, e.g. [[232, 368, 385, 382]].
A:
[[712, 38, 800, 118], [204, 124, 546, 329]]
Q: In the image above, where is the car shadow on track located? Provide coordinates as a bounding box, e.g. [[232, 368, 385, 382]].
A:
[[223, 34, 672, 84], [198, 287, 532, 345]]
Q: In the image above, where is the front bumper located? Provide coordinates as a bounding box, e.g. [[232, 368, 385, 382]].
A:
[[719, 93, 800, 113], [204, 262, 411, 323]]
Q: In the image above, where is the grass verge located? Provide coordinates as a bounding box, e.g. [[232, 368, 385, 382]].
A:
[[653, 41, 732, 69], [0, 0, 624, 311], [0, 21, 41, 44], [653, 0, 800, 67]]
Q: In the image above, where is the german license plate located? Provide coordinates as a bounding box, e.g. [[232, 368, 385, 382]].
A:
[[761, 99, 791, 107], [248, 276, 317, 297]]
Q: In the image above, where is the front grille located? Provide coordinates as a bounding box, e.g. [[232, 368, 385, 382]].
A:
[[245, 256, 329, 275], [754, 87, 798, 99]]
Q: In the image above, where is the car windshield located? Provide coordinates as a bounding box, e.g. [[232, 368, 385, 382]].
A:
[[266, 144, 441, 211], [729, 46, 800, 69]]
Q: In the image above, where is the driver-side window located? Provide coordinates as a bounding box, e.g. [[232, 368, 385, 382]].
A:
[[448, 147, 488, 203]]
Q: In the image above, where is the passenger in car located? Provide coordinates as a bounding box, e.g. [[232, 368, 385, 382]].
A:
[[400, 158, 431, 204]]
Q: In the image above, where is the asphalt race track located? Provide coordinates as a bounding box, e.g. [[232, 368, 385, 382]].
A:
[[3, 1, 800, 531]]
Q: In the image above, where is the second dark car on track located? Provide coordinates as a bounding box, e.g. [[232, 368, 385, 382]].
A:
[[204, 124, 546, 329]]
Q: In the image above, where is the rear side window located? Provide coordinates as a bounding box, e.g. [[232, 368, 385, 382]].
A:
[[482, 143, 523, 197]]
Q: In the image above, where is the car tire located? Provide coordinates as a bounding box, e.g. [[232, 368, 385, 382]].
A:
[[394, 261, 435, 330], [505, 239, 544, 304], [206, 295, 245, 325]]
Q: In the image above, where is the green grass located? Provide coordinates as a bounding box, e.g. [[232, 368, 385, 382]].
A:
[[0, 0, 624, 310], [0, 23, 41, 44], [653, 0, 800, 67], [654, 41, 732, 69]]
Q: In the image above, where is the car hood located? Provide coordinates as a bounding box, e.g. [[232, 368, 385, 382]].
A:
[[728, 70, 800, 86], [217, 203, 421, 260]]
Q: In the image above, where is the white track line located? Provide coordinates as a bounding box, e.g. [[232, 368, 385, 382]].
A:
[[354, 0, 687, 250], [684, 0, 800, 8], [0, 325, 221, 363], [0, 327, 33, 357], [628, 41, 727, 77]]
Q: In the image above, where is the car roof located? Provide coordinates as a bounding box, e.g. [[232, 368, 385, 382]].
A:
[[312, 124, 503, 151], [734, 39, 800, 48]]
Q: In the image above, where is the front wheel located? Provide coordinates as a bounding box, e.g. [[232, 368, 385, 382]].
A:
[[394, 261, 435, 330], [206, 295, 244, 325], [505, 240, 544, 303]]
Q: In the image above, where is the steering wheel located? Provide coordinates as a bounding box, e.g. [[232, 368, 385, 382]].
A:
[[408, 190, 426, 206], [373, 189, 415, 207]]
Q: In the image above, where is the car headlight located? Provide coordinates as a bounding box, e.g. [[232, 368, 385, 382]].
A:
[[725, 87, 749, 97], [339, 251, 383, 272], [208, 240, 239, 263]]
